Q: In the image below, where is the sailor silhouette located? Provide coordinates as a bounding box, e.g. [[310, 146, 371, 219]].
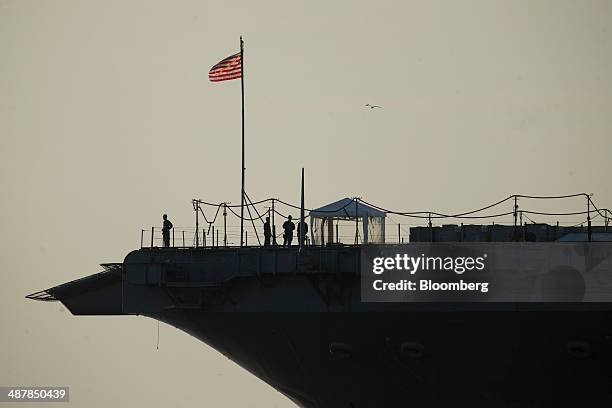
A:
[[282, 215, 295, 247]]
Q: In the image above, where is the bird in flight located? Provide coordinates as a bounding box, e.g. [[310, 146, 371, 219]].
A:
[[365, 104, 382, 109]]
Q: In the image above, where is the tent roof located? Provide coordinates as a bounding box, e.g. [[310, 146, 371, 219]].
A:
[[309, 197, 386, 218]]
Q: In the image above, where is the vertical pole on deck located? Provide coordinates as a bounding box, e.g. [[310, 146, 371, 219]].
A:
[[428, 213, 433, 242], [299, 168, 305, 252], [398, 224, 401, 244], [240, 36, 246, 247], [513, 195, 518, 241], [587, 195, 592, 242], [336, 222, 339, 243], [272, 199, 277, 246], [354, 197, 359, 245], [195, 200, 199, 248], [182, 231, 185, 247], [151, 227, 154, 248], [141, 229, 144, 248], [223, 203, 228, 247]]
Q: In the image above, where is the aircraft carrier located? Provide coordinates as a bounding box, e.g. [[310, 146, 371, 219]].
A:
[[27, 196, 612, 407]]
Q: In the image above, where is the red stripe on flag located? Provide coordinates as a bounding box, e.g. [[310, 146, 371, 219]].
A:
[[209, 52, 242, 82], [209, 67, 241, 77]]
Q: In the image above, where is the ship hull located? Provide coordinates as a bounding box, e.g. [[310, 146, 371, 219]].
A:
[[30, 245, 612, 407], [154, 309, 612, 407]]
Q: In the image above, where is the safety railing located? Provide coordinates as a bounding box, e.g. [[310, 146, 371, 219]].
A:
[[140, 217, 607, 249], [140, 225, 288, 248]]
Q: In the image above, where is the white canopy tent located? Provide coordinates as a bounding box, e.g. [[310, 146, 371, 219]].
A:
[[309, 198, 386, 245]]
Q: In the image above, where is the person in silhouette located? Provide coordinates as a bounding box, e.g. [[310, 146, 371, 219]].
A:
[[297, 219, 308, 246], [162, 214, 173, 247], [282, 215, 295, 247], [263, 217, 272, 247]]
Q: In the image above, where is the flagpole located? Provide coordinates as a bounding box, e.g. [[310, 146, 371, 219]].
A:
[[240, 36, 245, 247]]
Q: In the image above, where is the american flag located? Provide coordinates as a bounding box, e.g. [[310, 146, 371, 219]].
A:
[[209, 52, 242, 82]]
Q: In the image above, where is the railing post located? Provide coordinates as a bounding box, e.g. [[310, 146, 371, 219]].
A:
[[354, 197, 359, 245], [587, 195, 592, 242], [182, 230, 185, 247], [151, 227, 154, 248], [513, 195, 518, 241], [398, 224, 401, 244], [271, 199, 277, 246], [223, 203, 228, 247], [195, 200, 199, 248], [172, 228, 175, 247], [203, 228, 207, 248], [141, 229, 144, 248]]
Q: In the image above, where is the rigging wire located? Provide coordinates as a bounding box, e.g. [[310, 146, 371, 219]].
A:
[[359, 195, 515, 218], [272, 208, 312, 220], [243, 193, 262, 245], [569, 212, 603, 228], [194, 193, 611, 224], [523, 210, 590, 216], [272, 197, 355, 213], [587, 196, 612, 219], [226, 205, 267, 221], [244, 191, 266, 223], [196, 197, 270, 208], [514, 193, 587, 200], [200, 204, 222, 234], [522, 213, 537, 224]]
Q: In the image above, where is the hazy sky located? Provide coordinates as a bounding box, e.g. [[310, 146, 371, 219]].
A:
[[2, 0, 611, 406]]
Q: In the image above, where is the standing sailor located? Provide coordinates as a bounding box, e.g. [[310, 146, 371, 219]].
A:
[[297, 219, 308, 246], [263, 217, 272, 247], [162, 214, 173, 247], [282, 215, 295, 247]]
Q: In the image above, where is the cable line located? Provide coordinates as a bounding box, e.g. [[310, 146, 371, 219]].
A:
[[193, 193, 611, 226]]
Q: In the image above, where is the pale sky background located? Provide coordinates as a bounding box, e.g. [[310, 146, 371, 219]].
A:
[[1, 0, 611, 406]]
